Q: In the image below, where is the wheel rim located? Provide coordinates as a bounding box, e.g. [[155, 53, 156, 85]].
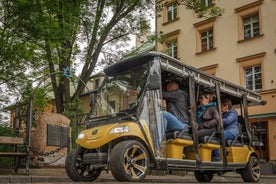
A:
[[123, 144, 148, 179], [75, 151, 101, 180], [251, 158, 261, 180]]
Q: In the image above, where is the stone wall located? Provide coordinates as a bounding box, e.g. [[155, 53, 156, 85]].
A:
[[30, 113, 71, 167]]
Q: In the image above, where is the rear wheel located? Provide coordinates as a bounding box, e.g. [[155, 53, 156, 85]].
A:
[[65, 147, 101, 182], [110, 140, 149, 182], [241, 155, 261, 182], [194, 170, 214, 182]]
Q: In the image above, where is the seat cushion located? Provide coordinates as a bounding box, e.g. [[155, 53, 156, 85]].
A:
[[166, 131, 193, 140], [203, 135, 220, 144], [226, 139, 244, 147]]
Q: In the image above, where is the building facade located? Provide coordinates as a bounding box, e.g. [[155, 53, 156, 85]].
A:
[[156, 0, 276, 163]]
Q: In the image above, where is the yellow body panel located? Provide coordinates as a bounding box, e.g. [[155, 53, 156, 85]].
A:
[[198, 143, 221, 161], [185, 143, 221, 161], [227, 145, 253, 163], [76, 121, 149, 149], [166, 139, 193, 159]]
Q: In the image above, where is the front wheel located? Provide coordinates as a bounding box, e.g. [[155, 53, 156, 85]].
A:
[[241, 155, 261, 182], [110, 140, 149, 182], [194, 170, 214, 182], [65, 147, 101, 182]]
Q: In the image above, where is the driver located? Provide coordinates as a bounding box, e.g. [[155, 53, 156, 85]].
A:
[[162, 82, 190, 132]]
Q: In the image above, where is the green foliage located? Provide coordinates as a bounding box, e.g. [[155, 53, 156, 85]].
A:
[[0, 0, 226, 157], [0, 126, 15, 168], [1, 0, 155, 114], [157, 0, 224, 19], [63, 98, 85, 149], [177, 0, 224, 18], [33, 88, 51, 112], [0, 132, 25, 168], [0, 125, 14, 136]]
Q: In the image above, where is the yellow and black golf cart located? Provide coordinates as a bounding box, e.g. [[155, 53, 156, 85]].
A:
[[65, 52, 265, 182]]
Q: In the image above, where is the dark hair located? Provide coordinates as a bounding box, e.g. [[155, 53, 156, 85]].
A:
[[222, 98, 232, 109]]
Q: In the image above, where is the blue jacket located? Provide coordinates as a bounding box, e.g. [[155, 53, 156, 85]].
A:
[[222, 109, 240, 137]]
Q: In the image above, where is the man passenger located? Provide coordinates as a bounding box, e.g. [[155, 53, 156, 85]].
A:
[[162, 82, 190, 132]]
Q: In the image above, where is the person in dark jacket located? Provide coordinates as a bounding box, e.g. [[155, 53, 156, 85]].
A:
[[162, 82, 190, 132], [212, 98, 239, 161], [197, 93, 220, 143]]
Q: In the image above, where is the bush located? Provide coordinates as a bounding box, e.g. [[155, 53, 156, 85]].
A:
[[0, 125, 17, 168]]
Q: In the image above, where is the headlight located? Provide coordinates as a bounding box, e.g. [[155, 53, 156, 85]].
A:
[[110, 126, 129, 134], [78, 133, 85, 139]]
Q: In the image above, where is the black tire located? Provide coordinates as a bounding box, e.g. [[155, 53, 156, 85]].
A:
[[241, 155, 261, 182], [194, 170, 214, 182], [110, 140, 149, 182], [65, 147, 101, 182]]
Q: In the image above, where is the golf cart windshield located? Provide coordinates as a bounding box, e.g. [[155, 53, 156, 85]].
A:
[[92, 63, 149, 118]]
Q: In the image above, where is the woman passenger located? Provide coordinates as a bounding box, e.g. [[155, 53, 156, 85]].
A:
[[183, 93, 219, 158], [197, 93, 220, 143]]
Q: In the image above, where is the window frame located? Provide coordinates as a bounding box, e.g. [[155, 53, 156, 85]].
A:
[[167, 40, 178, 59], [244, 65, 262, 91], [243, 13, 260, 40], [235, 0, 263, 42], [194, 17, 216, 54], [162, 30, 180, 59], [200, 28, 214, 52], [167, 2, 178, 22], [236, 52, 265, 92], [203, 0, 213, 7]]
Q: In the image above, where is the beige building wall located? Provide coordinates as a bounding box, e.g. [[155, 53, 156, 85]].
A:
[[156, 0, 276, 161], [157, 0, 276, 89]]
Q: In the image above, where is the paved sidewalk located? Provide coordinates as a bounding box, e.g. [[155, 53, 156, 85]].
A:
[[0, 168, 186, 183], [0, 168, 275, 183]]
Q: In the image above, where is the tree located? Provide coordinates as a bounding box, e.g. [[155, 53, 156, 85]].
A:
[[0, 0, 223, 114], [0, 0, 154, 113], [0, 0, 39, 94], [175, 0, 224, 18]]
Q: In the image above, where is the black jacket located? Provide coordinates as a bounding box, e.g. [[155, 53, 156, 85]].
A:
[[198, 106, 219, 130], [162, 89, 190, 123]]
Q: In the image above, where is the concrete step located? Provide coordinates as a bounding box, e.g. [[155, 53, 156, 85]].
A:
[[260, 162, 275, 175]]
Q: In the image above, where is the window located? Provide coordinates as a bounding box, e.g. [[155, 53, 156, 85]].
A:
[[162, 30, 179, 59], [203, 0, 212, 7], [194, 18, 216, 53], [167, 40, 177, 58], [201, 28, 213, 51], [167, 3, 177, 22], [109, 100, 115, 113], [95, 79, 100, 88], [236, 52, 265, 92], [245, 65, 262, 91], [243, 13, 260, 39], [235, 0, 263, 42]]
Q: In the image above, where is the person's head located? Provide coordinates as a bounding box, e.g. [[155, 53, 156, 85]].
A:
[[221, 98, 232, 112], [166, 82, 179, 92], [199, 93, 215, 106]]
